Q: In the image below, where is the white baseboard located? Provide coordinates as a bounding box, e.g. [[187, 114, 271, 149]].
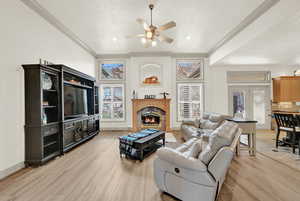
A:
[[0, 162, 25, 180]]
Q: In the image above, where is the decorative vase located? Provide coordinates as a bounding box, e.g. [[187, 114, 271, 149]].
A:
[[42, 73, 53, 90], [42, 110, 47, 125]]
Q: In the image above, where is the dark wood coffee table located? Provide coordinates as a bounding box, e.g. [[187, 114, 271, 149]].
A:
[[119, 131, 165, 161]]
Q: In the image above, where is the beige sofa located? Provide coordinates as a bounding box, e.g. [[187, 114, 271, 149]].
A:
[[154, 121, 241, 201], [181, 112, 231, 141]]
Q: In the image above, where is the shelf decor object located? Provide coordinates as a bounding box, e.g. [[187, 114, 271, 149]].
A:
[[42, 72, 53, 90]]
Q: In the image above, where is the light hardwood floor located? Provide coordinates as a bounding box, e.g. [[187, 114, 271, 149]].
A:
[[0, 131, 300, 201]]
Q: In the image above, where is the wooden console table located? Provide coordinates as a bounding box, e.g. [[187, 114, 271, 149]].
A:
[[227, 118, 257, 156]]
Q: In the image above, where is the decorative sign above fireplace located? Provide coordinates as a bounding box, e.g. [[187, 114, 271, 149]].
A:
[[140, 63, 162, 86]]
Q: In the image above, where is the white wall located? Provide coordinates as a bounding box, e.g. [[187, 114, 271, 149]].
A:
[[98, 58, 299, 130], [205, 65, 298, 114], [0, 0, 95, 178], [99, 56, 207, 130]]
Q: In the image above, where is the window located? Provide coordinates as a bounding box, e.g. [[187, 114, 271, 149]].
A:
[[100, 84, 125, 121], [177, 83, 203, 121], [98, 59, 126, 122], [176, 59, 204, 121], [227, 71, 271, 83]]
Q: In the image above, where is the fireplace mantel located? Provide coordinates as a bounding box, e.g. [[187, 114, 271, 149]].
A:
[[132, 99, 171, 132]]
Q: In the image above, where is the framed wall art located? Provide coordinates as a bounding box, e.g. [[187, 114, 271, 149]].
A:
[[99, 60, 125, 81], [176, 59, 204, 81], [139, 63, 162, 86]]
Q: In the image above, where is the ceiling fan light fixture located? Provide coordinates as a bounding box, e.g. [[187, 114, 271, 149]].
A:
[[141, 37, 147, 44], [146, 31, 153, 39], [151, 40, 157, 47], [130, 0, 176, 47], [148, 0, 158, 6]]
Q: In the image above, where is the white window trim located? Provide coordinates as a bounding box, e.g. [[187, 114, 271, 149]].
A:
[[177, 83, 204, 122], [100, 83, 126, 122], [227, 71, 271, 84]]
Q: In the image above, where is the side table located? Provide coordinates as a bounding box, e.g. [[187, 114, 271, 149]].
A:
[[227, 118, 257, 156]]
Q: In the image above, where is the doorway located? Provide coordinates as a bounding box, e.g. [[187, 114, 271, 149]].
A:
[[228, 85, 271, 129]]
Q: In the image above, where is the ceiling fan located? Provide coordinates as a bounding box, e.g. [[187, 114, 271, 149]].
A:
[[128, 2, 176, 47]]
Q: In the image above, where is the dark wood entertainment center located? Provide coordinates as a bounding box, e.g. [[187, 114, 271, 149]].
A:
[[22, 64, 100, 166]]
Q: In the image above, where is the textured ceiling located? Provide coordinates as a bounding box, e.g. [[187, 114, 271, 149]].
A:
[[37, 0, 263, 54]]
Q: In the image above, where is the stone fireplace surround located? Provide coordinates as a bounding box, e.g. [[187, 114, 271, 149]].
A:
[[132, 99, 171, 132], [139, 107, 166, 130]]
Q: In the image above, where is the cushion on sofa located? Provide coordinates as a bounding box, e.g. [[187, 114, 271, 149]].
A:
[[216, 121, 239, 142], [191, 129, 214, 138], [175, 138, 203, 158], [181, 124, 198, 136], [202, 112, 210, 120], [200, 120, 219, 130], [208, 113, 223, 122], [199, 121, 238, 165], [176, 138, 198, 152], [186, 140, 203, 158]]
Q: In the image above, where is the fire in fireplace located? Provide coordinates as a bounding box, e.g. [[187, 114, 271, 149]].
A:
[[142, 112, 160, 125], [137, 106, 165, 130]]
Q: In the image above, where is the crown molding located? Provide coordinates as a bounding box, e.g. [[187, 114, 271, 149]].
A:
[[20, 0, 278, 60], [96, 52, 209, 59], [208, 0, 280, 56], [20, 0, 97, 58]]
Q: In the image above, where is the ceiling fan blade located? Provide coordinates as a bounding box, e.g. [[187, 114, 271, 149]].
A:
[[126, 34, 145, 39], [158, 21, 176, 31], [158, 34, 174, 43], [136, 18, 150, 31]]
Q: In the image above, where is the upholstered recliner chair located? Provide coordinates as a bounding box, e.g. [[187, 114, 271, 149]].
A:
[[154, 121, 241, 201], [181, 112, 231, 141]]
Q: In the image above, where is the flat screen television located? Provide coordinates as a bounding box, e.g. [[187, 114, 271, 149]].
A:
[[64, 85, 88, 119]]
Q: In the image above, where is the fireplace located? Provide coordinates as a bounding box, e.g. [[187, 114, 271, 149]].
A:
[[138, 107, 165, 129], [132, 99, 171, 132]]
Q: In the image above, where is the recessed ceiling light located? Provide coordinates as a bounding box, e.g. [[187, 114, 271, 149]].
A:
[[112, 37, 118, 42], [186, 35, 191, 40]]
